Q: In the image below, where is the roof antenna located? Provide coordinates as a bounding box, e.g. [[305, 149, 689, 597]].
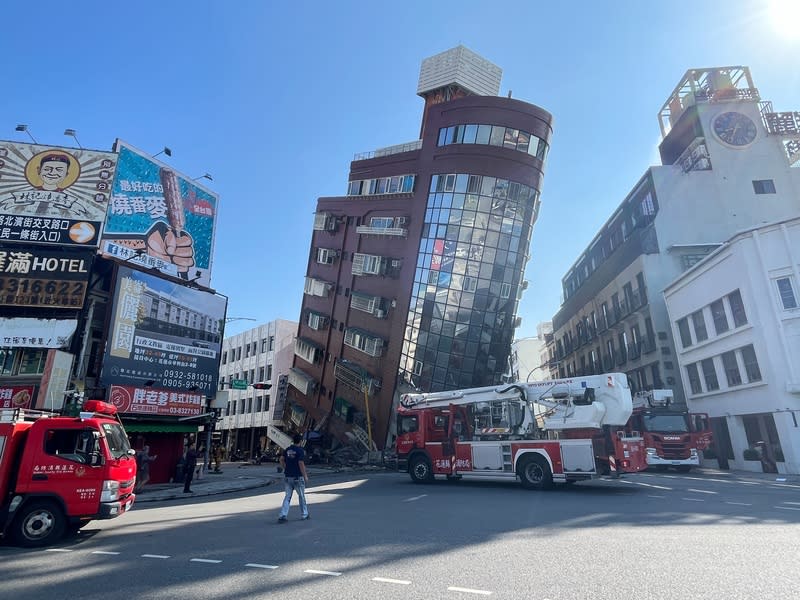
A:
[[507, 90, 512, 98]]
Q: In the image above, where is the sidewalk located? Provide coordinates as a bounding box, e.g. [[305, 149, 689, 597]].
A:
[[134, 461, 358, 503]]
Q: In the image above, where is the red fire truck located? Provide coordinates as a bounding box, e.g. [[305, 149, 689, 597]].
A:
[[630, 390, 712, 472], [396, 373, 647, 489], [0, 400, 137, 546]]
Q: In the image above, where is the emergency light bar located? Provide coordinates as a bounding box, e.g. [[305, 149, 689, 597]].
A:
[[82, 400, 118, 417]]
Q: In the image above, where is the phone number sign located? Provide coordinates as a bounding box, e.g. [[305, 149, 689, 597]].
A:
[[109, 384, 203, 417], [0, 244, 93, 309]]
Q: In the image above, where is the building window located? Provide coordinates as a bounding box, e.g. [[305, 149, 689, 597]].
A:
[[500, 283, 511, 299], [752, 179, 776, 194], [776, 277, 798, 310], [691, 310, 708, 343], [727, 289, 748, 327], [413, 361, 423, 376], [738, 345, 761, 383], [258, 366, 265, 381], [677, 318, 692, 348], [721, 350, 742, 387], [269, 336, 275, 351], [686, 363, 703, 394], [261, 338, 268, 352], [709, 299, 729, 335], [700, 358, 719, 391]]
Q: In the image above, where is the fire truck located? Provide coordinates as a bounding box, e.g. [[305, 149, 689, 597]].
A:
[[396, 373, 647, 489], [629, 390, 712, 471], [0, 400, 137, 547]]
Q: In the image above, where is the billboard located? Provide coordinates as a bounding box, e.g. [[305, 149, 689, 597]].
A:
[[100, 140, 218, 288], [100, 265, 226, 396], [108, 384, 203, 417], [0, 142, 117, 246], [0, 318, 78, 348], [0, 244, 94, 309], [0, 385, 35, 410]]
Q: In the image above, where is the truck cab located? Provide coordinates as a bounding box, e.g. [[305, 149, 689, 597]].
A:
[[0, 400, 137, 546]]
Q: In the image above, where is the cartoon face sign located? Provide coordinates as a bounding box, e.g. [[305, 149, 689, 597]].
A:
[[24, 150, 81, 191]]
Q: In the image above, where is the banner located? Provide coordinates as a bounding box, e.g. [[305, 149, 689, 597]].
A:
[[101, 140, 218, 288], [0, 142, 117, 246], [108, 384, 203, 417], [0, 244, 93, 309], [100, 265, 226, 395], [36, 350, 74, 410], [0, 385, 35, 409], [0, 318, 78, 348]]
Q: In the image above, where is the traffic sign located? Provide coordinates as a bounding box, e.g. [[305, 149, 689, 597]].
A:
[[231, 379, 248, 390]]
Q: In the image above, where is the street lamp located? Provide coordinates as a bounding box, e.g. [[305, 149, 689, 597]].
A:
[[192, 173, 213, 182], [153, 146, 172, 158], [15, 124, 38, 144], [527, 362, 561, 382], [63, 128, 83, 149]]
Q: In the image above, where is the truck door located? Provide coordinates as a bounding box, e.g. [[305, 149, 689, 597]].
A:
[[446, 405, 472, 473], [24, 425, 107, 517]]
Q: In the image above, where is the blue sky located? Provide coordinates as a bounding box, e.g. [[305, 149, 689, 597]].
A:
[[2, 0, 798, 339]]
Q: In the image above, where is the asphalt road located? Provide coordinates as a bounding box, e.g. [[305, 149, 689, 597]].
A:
[[1, 470, 798, 600]]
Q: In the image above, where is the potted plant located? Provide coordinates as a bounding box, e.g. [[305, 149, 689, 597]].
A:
[[743, 447, 760, 461]]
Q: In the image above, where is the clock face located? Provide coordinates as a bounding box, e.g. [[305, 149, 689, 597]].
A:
[[712, 112, 757, 147]]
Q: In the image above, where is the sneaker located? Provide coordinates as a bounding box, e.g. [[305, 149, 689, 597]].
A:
[[184, 490, 193, 493], [277, 517, 287, 523], [301, 515, 310, 520]]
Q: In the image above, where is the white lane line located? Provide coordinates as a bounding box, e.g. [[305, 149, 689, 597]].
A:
[[687, 488, 717, 495], [775, 506, 800, 511], [725, 501, 753, 506], [305, 569, 342, 577], [448, 586, 492, 596], [740, 481, 758, 486], [190, 558, 222, 564], [783, 501, 800, 506], [373, 577, 412, 585], [246, 563, 279, 569], [626, 481, 672, 490], [647, 494, 666, 498], [403, 494, 428, 502], [771, 484, 800, 489], [91, 551, 121, 555], [682, 498, 705, 502], [45, 548, 73, 553], [142, 554, 171, 559]]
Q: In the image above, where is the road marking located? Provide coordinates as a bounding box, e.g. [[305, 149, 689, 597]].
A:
[[372, 577, 412, 585], [45, 548, 73, 553], [246, 563, 279, 569], [448, 586, 492, 595], [624, 481, 672, 490], [775, 506, 800, 511], [403, 494, 428, 502], [740, 481, 758, 486], [771, 484, 800, 490], [687, 488, 717, 495], [190, 558, 222, 564], [91, 551, 121, 555], [783, 502, 800, 506], [647, 494, 666, 498], [305, 569, 342, 577], [682, 498, 704, 502], [142, 554, 170, 559], [725, 502, 752, 506]]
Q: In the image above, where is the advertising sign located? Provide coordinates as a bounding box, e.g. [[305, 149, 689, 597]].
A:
[[0, 318, 78, 348], [101, 140, 218, 288], [0, 244, 93, 309], [100, 265, 226, 395], [108, 384, 203, 417], [0, 142, 117, 246], [0, 385, 35, 409], [36, 350, 74, 410]]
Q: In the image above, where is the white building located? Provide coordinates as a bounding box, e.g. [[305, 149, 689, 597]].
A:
[[664, 217, 800, 474], [549, 66, 800, 404], [216, 319, 297, 457], [509, 322, 553, 382]]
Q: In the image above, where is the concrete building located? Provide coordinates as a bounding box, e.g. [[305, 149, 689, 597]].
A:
[[549, 66, 800, 405], [509, 322, 553, 382], [664, 217, 800, 474], [217, 319, 297, 457], [288, 46, 553, 450]]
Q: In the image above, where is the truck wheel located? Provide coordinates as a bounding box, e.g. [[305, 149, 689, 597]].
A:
[[518, 455, 553, 490], [409, 455, 433, 484], [12, 501, 66, 547]]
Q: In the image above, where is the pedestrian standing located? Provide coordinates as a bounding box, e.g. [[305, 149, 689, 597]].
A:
[[134, 445, 157, 493], [277, 434, 309, 522], [184, 442, 198, 493]]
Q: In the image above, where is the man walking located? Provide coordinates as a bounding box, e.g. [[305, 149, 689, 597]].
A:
[[277, 434, 309, 522], [184, 441, 198, 493]]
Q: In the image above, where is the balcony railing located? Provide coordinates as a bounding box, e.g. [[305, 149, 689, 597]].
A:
[[334, 359, 382, 395], [354, 140, 422, 161], [356, 226, 408, 237], [642, 336, 657, 354]]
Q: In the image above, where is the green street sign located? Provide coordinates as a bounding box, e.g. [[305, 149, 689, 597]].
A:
[[231, 379, 248, 390]]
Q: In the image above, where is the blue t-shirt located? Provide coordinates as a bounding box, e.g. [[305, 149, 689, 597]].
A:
[[283, 445, 305, 477]]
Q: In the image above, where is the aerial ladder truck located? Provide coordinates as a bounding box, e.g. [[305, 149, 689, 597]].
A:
[[395, 372, 647, 489]]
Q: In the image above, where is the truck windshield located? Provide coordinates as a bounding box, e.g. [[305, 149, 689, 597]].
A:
[[643, 414, 690, 433], [102, 423, 133, 459]]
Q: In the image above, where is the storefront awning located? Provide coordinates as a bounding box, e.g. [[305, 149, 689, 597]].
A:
[[123, 423, 199, 433]]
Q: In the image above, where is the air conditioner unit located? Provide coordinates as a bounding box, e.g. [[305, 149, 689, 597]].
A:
[[375, 309, 386, 318], [396, 217, 408, 226], [390, 259, 402, 268], [326, 219, 337, 231]]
